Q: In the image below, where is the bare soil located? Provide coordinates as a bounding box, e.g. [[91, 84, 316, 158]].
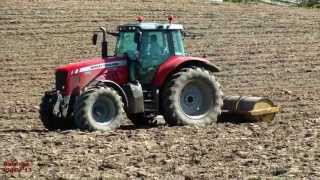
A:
[[0, 0, 319, 179]]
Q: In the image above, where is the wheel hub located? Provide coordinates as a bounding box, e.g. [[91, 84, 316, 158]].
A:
[[92, 97, 116, 125], [179, 81, 212, 119], [187, 96, 194, 103]]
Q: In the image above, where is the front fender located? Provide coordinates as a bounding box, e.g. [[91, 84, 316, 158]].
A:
[[96, 80, 129, 109]]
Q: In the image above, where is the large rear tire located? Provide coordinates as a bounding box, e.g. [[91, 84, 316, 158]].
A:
[[74, 86, 124, 131], [39, 93, 72, 130], [161, 67, 223, 126]]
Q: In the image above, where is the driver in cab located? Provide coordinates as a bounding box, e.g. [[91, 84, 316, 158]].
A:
[[149, 34, 161, 57]]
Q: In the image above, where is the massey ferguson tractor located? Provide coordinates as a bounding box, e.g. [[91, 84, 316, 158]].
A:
[[40, 16, 280, 131]]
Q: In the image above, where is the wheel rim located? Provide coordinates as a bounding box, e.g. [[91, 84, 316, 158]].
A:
[[179, 80, 213, 119], [91, 96, 116, 125]]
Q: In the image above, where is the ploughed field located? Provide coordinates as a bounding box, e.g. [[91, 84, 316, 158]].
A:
[[0, 0, 319, 179]]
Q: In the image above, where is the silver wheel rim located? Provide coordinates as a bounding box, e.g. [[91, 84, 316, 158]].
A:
[[179, 80, 212, 119], [91, 96, 116, 125]]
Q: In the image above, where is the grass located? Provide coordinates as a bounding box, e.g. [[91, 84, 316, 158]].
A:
[[224, 0, 320, 8]]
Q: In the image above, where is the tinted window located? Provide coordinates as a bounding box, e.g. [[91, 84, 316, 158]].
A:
[[115, 31, 137, 59], [172, 30, 185, 56], [140, 31, 170, 68]]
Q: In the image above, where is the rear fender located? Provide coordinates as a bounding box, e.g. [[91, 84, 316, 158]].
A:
[[152, 56, 220, 87], [175, 60, 220, 73]]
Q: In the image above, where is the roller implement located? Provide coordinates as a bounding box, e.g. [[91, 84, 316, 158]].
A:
[[221, 96, 280, 122], [40, 16, 280, 131]]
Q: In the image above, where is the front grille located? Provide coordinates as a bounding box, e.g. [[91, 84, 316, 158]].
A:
[[55, 71, 68, 91]]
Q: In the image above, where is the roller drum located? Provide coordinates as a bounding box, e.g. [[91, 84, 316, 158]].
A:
[[221, 96, 280, 122]]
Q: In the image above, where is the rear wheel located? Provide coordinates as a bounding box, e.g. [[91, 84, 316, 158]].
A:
[[161, 67, 223, 126], [74, 86, 124, 131]]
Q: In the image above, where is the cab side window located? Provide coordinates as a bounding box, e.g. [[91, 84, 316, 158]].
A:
[[115, 32, 137, 59]]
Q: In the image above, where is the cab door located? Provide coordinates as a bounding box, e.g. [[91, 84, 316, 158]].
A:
[[139, 31, 172, 83]]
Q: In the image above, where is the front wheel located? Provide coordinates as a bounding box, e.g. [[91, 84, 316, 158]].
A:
[[39, 92, 72, 131], [161, 67, 223, 126], [74, 86, 124, 131]]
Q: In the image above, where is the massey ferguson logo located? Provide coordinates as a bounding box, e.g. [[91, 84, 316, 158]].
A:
[[75, 60, 127, 74]]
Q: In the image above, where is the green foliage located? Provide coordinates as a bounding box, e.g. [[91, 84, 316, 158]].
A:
[[299, 0, 320, 8], [224, 0, 258, 3]]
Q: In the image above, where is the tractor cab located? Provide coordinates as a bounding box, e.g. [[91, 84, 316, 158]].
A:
[[114, 17, 185, 83]]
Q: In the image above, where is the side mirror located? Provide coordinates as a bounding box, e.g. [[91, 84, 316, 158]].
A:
[[182, 30, 189, 38], [92, 33, 98, 45], [134, 30, 142, 44]]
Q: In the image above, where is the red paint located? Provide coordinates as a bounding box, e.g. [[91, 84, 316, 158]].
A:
[[152, 55, 211, 87], [56, 57, 128, 96]]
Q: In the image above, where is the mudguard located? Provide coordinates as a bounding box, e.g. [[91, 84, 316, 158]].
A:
[[152, 55, 220, 87], [96, 80, 129, 109]]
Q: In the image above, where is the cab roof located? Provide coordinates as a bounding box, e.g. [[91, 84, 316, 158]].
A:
[[118, 22, 184, 31]]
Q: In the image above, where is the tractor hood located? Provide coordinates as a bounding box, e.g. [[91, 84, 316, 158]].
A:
[[54, 56, 128, 96], [55, 57, 126, 74]]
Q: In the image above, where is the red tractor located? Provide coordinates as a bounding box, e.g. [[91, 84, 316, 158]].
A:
[[40, 16, 279, 131]]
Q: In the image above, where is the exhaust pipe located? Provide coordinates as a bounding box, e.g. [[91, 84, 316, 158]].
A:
[[99, 27, 108, 58]]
